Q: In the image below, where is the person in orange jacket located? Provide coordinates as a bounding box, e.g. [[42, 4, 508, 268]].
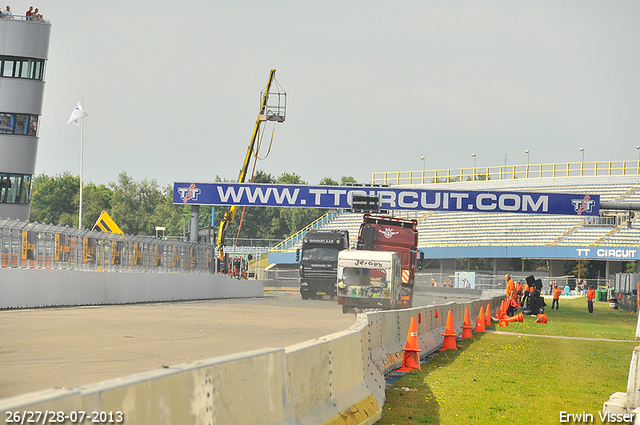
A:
[[552, 284, 562, 310], [586, 286, 596, 313], [505, 274, 516, 299], [505, 274, 517, 316]]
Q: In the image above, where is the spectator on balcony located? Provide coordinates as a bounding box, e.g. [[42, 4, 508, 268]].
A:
[[3, 5, 13, 18], [25, 5, 32, 19]]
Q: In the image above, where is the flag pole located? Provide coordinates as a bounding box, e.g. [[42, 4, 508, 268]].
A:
[[79, 97, 84, 229]]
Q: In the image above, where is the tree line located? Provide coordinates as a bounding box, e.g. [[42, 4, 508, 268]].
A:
[[29, 171, 358, 242]]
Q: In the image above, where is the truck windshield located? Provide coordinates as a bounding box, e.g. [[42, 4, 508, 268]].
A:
[[341, 267, 387, 287], [301, 247, 339, 261]]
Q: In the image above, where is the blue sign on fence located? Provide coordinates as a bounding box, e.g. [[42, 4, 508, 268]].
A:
[[173, 182, 600, 216]]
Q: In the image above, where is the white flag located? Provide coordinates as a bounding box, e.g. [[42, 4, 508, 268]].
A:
[[67, 102, 88, 126]]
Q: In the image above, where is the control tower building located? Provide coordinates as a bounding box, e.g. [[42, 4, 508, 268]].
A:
[[0, 16, 51, 221]]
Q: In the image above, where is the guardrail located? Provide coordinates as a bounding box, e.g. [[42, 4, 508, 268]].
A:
[[372, 160, 640, 186]]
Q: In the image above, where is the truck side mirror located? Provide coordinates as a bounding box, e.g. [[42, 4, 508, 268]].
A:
[[418, 251, 424, 271], [296, 248, 300, 262]]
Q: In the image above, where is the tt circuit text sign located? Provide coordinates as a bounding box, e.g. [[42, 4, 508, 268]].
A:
[[174, 182, 600, 216]]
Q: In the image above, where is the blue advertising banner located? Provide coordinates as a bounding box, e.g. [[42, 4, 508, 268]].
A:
[[173, 182, 600, 216], [269, 245, 638, 264], [420, 245, 639, 261]]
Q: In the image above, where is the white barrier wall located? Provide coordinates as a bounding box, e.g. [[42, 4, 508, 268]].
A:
[[0, 293, 504, 425], [0, 268, 263, 308]]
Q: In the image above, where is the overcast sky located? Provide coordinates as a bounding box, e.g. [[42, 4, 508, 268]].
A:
[[27, 1, 640, 188]]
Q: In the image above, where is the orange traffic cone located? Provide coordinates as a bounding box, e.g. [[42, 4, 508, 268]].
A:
[[496, 300, 505, 319], [499, 318, 509, 327], [441, 310, 458, 351], [398, 317, 422, 371], [502, 312, 523, 323], [485, 303, 492, 326], [474, 306, 485, 333], [535, 314, 547, 324], [461, 307, 474, 339], [435, 309, 439, 318]]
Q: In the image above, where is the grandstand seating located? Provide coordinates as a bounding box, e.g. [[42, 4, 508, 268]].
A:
[[269, 175, 640, 254]]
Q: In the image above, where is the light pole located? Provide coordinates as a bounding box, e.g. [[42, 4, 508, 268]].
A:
[[472, 153, 476, 181], [525, 149, 530, 165], [580, 147, 584, 163], [636, 145, 639, 162], [420, 155, 425, 171]]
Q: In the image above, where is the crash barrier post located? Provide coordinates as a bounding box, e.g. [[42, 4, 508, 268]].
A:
[[0, 294, 504, 424]]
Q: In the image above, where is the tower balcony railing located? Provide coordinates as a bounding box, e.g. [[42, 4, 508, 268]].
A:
[[0, 14, 49, 23]]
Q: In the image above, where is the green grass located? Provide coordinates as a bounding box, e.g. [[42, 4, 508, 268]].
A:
[[378, 299, 638, 425], [495, 298, 637, 340]]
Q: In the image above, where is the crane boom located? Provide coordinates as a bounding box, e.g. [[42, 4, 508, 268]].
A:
[[217, 69, 279, 259]]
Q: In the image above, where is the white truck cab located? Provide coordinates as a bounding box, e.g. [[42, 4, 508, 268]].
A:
[[336, 250, 401, 313]]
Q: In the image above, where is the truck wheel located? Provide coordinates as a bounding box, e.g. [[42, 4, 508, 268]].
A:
[[342, 305, 349, 314], [301, 293, 309, 300]]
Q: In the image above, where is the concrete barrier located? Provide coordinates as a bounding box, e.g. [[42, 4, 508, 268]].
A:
[[603, 313, 640, 423], [0, 268, 262, 308], [0, 292, 504, 424]]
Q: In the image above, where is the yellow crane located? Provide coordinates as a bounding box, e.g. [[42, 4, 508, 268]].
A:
[[216, 69, 285, 260]]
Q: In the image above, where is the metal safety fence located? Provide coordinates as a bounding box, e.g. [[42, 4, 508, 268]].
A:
[[372, 160, 640, 186], [0, 218, 219, 274]]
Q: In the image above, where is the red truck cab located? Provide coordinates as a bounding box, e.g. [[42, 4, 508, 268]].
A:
[[356, 214, 421, 308]]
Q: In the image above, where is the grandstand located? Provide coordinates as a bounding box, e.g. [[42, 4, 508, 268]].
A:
[[268, 164, 640, 273]]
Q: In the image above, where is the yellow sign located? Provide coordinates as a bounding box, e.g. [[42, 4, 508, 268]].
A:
[[133, 242, 143, 266], [21, 231, 35, 261], [111, 240, 121, 265], [54, 234, 70, 262], [94, 211, 124, 234], [172, 246, 181, 268], [83, 237, 95, 264], [154, 245, 163, 267]]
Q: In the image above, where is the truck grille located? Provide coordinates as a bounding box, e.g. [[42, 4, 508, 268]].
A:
[[303, 269, 336, 280]]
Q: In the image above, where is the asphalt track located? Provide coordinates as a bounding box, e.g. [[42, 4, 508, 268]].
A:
[[0, 287, 472, 399]]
